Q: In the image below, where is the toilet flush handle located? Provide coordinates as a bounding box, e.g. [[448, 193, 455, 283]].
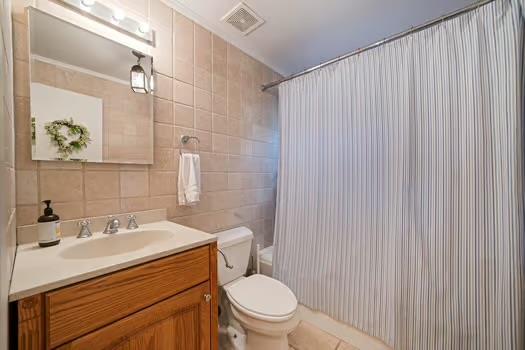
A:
[[218, 249, 234, 269]]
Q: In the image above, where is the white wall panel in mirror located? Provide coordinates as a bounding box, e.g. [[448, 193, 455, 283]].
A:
[[29, 8, 154, 164]]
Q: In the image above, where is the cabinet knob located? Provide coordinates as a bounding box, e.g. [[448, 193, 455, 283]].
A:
[[204, 293, 212, 303]]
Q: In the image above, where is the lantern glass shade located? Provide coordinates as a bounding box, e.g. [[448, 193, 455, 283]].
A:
[[149, 74, 155, 93], [130, 64, 148, 93]]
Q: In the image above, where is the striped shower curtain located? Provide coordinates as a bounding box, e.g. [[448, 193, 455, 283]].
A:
[[273, 1, 524, 349]]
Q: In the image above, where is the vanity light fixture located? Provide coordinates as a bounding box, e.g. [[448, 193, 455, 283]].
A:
[[55, 0, 155, 45], [130, 51, 149, 94]]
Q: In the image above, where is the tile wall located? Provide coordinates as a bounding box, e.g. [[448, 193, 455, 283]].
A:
[[0, 0, 16, 347], [13, 0, 280, 252]]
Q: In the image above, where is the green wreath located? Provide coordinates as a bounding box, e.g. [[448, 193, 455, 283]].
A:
[[44, 118, 91, 160]]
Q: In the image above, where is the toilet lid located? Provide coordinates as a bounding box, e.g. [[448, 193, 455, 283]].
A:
[[226, 274, 297, 320]]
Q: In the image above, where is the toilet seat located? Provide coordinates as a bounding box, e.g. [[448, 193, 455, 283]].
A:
[[226, 274, 298, 323]]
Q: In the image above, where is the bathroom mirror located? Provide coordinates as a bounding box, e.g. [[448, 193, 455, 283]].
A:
[[28, 8, 154, 164]]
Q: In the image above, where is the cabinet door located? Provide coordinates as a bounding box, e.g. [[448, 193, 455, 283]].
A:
[[59, 281, 211, 350]]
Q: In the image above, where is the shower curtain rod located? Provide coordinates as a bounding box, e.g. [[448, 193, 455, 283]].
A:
[[261, 0, 496, 91]]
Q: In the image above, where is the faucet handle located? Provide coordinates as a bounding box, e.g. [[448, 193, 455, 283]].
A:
[[127, 214, 139, 230], [77, 219, 92, 238], [103, 215, 120, 234]]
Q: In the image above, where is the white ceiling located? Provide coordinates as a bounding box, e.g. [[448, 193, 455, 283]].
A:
[[165, 0, 478, 76]]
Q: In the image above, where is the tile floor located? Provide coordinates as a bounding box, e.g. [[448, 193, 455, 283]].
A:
[[288, 321, 360, 350], [219, 321, 360, 350]]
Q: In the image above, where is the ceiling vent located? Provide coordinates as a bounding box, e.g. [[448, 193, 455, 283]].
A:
[[221, 2, 265, 36]]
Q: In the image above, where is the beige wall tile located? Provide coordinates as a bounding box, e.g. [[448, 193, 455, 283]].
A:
[[152, 147, 177, 170], [195, 88, 211, 112], [151, 23, 173, 77], [84, 171, 119, 200], [150, 171, 177, 196], [174, 80, 194, 106], [195, 130, 212, 152], [14, 96, 30, 135], [151, 0, 173, 28], [195, 67, 212, 91], [16, 170, 37, 205], [154, 122, 174, 147], [174, 59, 193, 84], [118, 0, 148, 17], [17, 205, 38, 226], [120, 171, 149, 198], [39, 161, 82, 170], [212, 94, 226, 116], [14, 59, 29, 97], [228, 82, 241, 118], [228, 137, 241, 155], [120, 196, 150, 213], [155, 73, 173, 101], [154, 97, 174, 124], [84, 163, 120, 171], [13, 20, 28, 61], [212, 35, 227, 61], [120, 164, 149, 171], [213, 57, 227, 79], [227, 118, 241, 137], [39, 170, 83, 203], [149, 195, 177, 217], [212, 133, 228, 154], [195, 109, 212, 131], [53, 201, 84, 220], [15, 131, 36, 170], [212, 75, 226, 97], [195, 24, 211, 72], [85, 199, 121, 217], [201, 172, 228, 192], [200, 152, 228, 172], [227, 44, 241, 83], [174, 12, 194, 65], [212, 114, 228, 134], [174, 103, 194, 127]]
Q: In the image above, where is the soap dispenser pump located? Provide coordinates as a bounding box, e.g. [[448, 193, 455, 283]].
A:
[[38, 200, 61, 247]]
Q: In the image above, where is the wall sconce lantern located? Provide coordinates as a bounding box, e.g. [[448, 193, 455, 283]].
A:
[[130, 51, 149, 94]]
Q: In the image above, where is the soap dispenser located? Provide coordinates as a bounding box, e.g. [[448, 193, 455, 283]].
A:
[[38, 200, 61, 247]]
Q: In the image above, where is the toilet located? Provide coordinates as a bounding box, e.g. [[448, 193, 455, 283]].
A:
[[217, 227, 298, 350]]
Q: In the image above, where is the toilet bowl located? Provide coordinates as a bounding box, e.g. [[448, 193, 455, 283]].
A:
[[217, 227, 298, 350]]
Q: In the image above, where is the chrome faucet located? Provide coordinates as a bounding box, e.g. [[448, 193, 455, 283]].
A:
[[103, 216, 120, 234], [218, 249, 234, 269], [77, 219, 92, 238], [127, 214, 139, 230]]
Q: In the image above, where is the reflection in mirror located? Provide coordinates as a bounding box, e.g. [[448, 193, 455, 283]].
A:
[[29, 8, 154, 164]]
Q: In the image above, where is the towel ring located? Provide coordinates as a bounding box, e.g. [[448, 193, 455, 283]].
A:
[[180, 135, 200, 155]]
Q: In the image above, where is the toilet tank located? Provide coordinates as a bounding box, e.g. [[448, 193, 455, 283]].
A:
[[216, 227, 253, 286]]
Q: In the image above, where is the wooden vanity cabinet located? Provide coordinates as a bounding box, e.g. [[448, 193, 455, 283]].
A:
[[13, 243, 219, 350]]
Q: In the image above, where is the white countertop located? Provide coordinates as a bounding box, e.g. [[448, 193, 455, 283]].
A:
[[9, 221, 217, 301]]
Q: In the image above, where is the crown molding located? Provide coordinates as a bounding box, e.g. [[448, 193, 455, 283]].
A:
[[161, 0, 285, 76]]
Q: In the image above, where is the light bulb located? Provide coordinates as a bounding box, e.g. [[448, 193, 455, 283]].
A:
[[138, 22, 150, 34], [149, 74, 155, 93], [81, 0, 95, 6], [112, 8, 125, 22]]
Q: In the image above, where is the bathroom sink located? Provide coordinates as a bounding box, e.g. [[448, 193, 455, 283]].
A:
[[60, 230, 174, 259]]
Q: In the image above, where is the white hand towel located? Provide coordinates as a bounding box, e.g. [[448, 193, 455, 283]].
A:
[[178, 153, 201, 205]]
